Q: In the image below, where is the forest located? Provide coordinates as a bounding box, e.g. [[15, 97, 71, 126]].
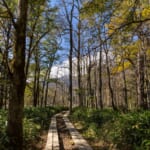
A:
[[0, 0, 150, 150]]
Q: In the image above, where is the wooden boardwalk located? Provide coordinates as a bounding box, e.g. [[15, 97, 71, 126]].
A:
[[45, 111, 93, 150], [45, 116, 59, 150], [63, 112, 93, 150]]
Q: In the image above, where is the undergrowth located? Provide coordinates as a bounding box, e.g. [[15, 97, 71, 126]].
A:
[[70, 107, 150, 150], [0, 106, 67, 149]]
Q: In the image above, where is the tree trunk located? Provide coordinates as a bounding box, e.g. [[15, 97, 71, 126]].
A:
[[62, 0, 75, 112], [81, 56, 86, 106], [77, 19, 83, 107], [33, 51, 40, 107], [0, 85, 3, 109], [7, 0, 28, 149], [44, 63, 52, 107], [98, 50, 103, 109], [122, 61, 128, 110], [52, 81, 58, 106], [145, 67, 150, 109], [137, 31, 148, 109], [137, 50, 145, 109], [4, 83, 8, 110], [87, 48, 93, 107], [97, 24, 103, 109], [94, 67, 97, 108], [69, 23, 73, 112], [44, 81, 49, 107], [33, 62, 37, 107], [41, 69, 49, 107], [145, 38, 150, 109], [105, 51, 117, 110]]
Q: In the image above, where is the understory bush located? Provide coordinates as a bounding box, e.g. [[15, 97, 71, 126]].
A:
[[110, 111, 150, 150], [70, 107, 150, 150], [0, 110, 8, 149], [24, 106, 66, 129], [0, 106, 67, 149]]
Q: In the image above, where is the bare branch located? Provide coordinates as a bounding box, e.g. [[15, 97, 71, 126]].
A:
[[1, 0, 17, 29]]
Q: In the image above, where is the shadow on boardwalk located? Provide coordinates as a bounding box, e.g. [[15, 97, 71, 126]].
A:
[[45, 111, 93, 150]]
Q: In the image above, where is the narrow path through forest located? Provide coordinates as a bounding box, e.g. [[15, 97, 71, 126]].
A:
[[45, 111, 93, 150], [57, 114, 74, 150]]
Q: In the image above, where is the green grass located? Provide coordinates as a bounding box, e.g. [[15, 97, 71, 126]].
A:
[[0, 106, 67, 149], [70, 107, 150, 150]]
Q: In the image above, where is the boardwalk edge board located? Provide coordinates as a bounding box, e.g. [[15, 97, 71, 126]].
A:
[[45, 116, 59, 150]]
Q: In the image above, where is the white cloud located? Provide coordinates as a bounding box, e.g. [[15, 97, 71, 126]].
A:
[[51, 59, 69, 78], [50, 51, 109, 78]]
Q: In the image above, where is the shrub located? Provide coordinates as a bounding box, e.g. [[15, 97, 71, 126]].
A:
[[87, 108, 118, 125], [70, 107, 150, 150], [23, 118, 41, 141], [0, 106, 67, 149], [24, 106, 67, 129], [0, 110, 8, 149], [71, 107, 88, 121], [110, 111, 150, 149]]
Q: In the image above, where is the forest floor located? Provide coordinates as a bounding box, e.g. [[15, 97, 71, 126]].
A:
[[26, 130, 47, 150]]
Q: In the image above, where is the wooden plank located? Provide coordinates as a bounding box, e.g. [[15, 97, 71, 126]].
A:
[[63, 115, 93, 150], [45, 117, 54, 150], [52, 117, 59, 150], [45, 116, 59, 150]]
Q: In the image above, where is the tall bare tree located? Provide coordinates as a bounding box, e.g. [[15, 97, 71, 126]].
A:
[[61, 0, 75, 112]]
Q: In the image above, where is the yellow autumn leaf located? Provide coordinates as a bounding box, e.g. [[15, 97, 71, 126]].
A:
[[146, 49, 150, 56], [142, 8, 150, 18], [111, 61, 131, 74]]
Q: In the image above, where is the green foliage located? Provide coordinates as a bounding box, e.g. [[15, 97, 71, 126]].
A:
[[87, 108, 118, 125], [110, 111, 150, 149], [23, 118, 41, 141], [0, 110, 8, 149], [0, 106, 67, 149], [71, 107, 118, 125], [84, 122, 98, 139], [0, 109, 7, 132], [70, 107, 150, 149], [70, 107, 88, 121], [81, 0, 113, 18], [24, 106, 67, 129]]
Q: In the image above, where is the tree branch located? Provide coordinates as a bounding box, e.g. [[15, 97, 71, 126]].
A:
[[1, 0, 17, 29]]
